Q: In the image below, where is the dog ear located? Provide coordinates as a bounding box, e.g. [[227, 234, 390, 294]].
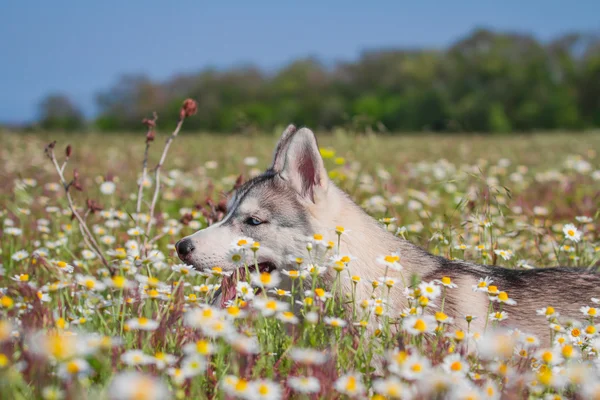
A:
[[271, 124, 297, 172], [279, 127, 328, 202]]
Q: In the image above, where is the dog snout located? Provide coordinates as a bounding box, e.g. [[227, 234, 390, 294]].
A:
[[176, 239, 195, 259]]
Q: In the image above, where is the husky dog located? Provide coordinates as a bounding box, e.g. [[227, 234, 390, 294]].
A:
[[176, 125, 599, 339]]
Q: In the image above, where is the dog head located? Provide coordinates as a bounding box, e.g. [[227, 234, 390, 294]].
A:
[[175, 125, 329, 288]]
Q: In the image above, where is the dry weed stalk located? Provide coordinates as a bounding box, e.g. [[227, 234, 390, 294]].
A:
[[141, 99, 197, 255], [44, 142, 114, 274], [44, 98, 197, 273]]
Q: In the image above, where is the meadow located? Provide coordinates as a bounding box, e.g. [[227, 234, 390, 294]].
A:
[[0, 120, 599, 399]]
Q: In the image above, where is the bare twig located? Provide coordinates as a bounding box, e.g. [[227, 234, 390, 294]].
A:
[[45, 143, 114, 275], [143, 99, 197, 255], [136, 112, 158, 214]]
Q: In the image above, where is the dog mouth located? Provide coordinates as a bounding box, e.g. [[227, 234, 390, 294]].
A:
[[215, 261, 276, 307]]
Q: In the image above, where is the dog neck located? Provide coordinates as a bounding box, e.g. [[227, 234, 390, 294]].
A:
[[308, 183, 437, 302]]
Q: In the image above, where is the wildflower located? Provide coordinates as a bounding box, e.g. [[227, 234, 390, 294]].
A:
[[153, 352, 176, 369], [181, 355, 206, 377], [372, 377, 407, 399], [442, 353, 468, 377], [494, 248, 514, 261], [282, 269, 302, 280], [55, 261, 74, 273], [125, 317, 159, 331], [269, 288, 291, 298], [127, 226, 144, 236], [580, 306, 597, 317], [536, 348, 563, 366], [324, 316, 347, 328], [334, 373, 365, 397], [251, 270, 281, 288], [109, 372, 170, 400], [435, 311, 454, 324], [496, 291, 517, 305], [378, 276, 398, 288], [99, 181, 116, 195], [183, 339, 214, 357], [11, 250, 29, 261], [184, 306, 223, 328], [253, 298, 289, 317], [289, 348, 328, 365], [399, 354, 431, 380], [249, 379, 281, 400], [41, 387, 65, 400], [75, 274, 107, 291], [121, 350, 154, 366], [202, 318, 234, 338], [228, 333, 259, 354], [435, 276, 458, 288], [58, 359, 91, 380], [376, 252, 403, 271], [11, 274, 30, 282], [536, 306, 558, 319], [171, 264, 197, 276], [472, 276, 493, 292], [309, 233, 326, 247], [236, 281, 254, 301], [563, 223, 582, 242], [419, 281, 441, 299], [227, 248, 247, 265], [402, 315, 436, 335], [81, 250, 96, 260], [276, 311, 299, 324], [489, 311, 509, 322], [222, 375, 251, 398], [231, 236, 254, 249], [288, 376, 321, 394]]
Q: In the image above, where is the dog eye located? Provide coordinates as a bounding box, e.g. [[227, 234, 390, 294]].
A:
[[245, 217, 263, 226]]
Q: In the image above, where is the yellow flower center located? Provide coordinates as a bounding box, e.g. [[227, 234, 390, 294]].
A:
[[450, 361, 462, 371], [345, 376, 357, 392], [266, 301, 277, 310], [441, 276, 451, 285], [314, 288, 325, 298], [414, 319, 427, 332], [313, 234, 323, 241], [259, 272, 272, 284], [66, 361, 80, 374], [562, 345, 573, 358], [498, 292, 509, 302], [384, 255, 399, 263], [112, 276, 126, 288], [585, 325, 596, 335], [20, 274, 29, 282], [196, 340, 210, 355], [435, 312, 448, 321], [542, 351, 553, 363], [546, 306, 555, 315]]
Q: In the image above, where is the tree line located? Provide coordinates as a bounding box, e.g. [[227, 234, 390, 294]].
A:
[[35, 29, 600, 133]]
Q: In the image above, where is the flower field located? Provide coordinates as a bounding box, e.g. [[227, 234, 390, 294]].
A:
[[0, 123, 599, 399]]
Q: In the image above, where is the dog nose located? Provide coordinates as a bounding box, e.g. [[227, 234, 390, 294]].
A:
[[176, 239, 195, 257]]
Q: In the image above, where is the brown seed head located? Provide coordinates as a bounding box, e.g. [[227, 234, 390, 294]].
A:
[[65, 145, 72, 158], [180, 98, 198, 119]]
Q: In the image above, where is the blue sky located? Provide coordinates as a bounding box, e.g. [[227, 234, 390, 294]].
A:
[[1, 1, 599, 123]]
